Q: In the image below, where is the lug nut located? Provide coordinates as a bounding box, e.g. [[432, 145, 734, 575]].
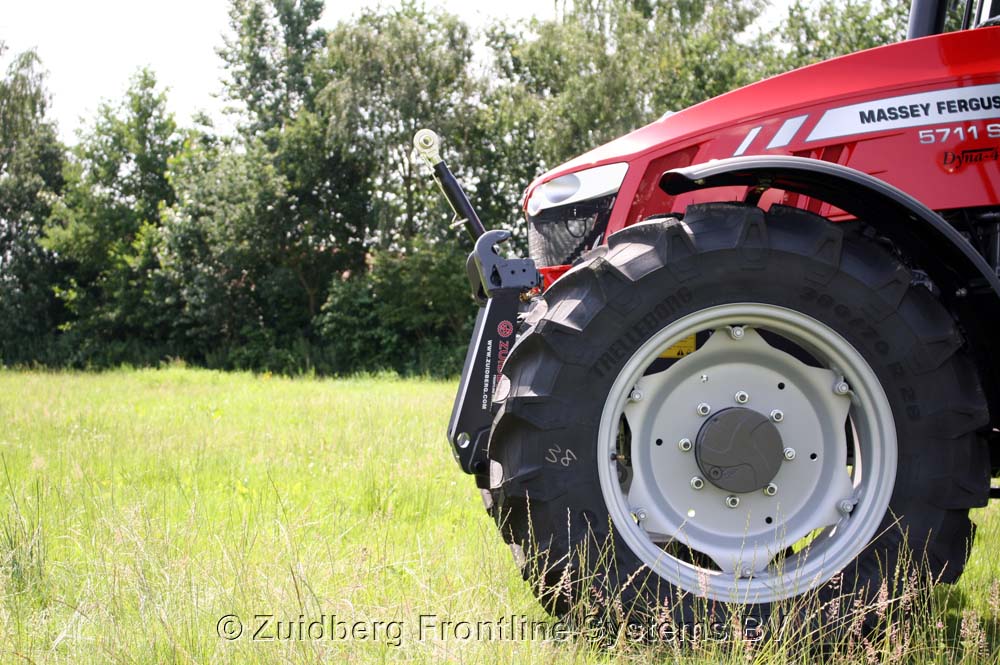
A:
[[725, 495, 740, 509], [697, 403, 712, 416], [629, 389, 643, 402], [835, 381, 850, 395], [690, 476, 704, 490], [837, 500, 855, 515], [735, 391, 749, 404], [783, 447, 796, 460], [729, 326, 745, 340], [678, 438, 693, 452], [764, 483, 777, 496], [741, 567, 754, 579], [770, 409, 784, 423], [636, 508, 648, 521]]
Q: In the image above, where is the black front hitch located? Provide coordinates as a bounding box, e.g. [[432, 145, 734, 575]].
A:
[[413, 130, 539, 487]]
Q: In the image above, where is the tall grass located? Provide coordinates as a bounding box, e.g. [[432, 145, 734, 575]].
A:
[[0, 367, 998, 663]]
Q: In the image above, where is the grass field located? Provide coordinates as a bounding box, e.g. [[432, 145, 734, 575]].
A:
[[2, 368, 1000, 663]]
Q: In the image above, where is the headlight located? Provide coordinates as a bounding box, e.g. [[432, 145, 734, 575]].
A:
[[526, 163, 629, 216], [525, 163, 629, 268]]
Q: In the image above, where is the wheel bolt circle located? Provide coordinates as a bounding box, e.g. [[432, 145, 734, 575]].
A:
[[725, 495, 740, 509], [690, 476, 704, 490], [678, 438, 692, 452], [735, 390, 749, 404], [697, 402, 711, 416]]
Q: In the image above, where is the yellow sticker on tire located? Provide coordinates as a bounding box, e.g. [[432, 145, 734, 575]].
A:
[[659, 334, 696, 359]]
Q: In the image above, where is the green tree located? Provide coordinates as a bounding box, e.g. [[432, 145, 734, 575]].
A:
[[157, 118, 371, 370], [219, 0, 326, 137], [157, 134, 287, 366], [0, 44, 66, 363], [320, 2, 481, 249], [317, 238, 475, 375], [313, 3, 488, 372], [156, 0, 372, 371], [776, 0, 909, 70], [43, 68, 182, 363]]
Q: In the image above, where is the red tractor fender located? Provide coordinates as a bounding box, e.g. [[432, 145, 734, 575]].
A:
[[661, 155, 1000, 303]]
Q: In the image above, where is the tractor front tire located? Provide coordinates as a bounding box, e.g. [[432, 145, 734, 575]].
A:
[[486, 203, 989, 633]]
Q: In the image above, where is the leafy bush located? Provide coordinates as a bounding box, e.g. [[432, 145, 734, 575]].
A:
[[316, 239, 475, 376]]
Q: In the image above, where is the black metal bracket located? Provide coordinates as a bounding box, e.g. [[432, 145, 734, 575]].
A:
[[469, 230, 539, 299], [446, 288, 522, 485], [414, 129, 540, 485], [448, 230, 539, 486]]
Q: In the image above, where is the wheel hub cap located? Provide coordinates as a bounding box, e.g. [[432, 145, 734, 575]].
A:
[[695, 407, 783, 493]]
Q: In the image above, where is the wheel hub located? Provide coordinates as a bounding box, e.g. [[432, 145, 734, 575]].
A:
[[598, 304, 898, 603], [694, 407, 783, 493]]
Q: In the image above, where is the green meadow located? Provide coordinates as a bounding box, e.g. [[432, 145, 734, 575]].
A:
[[3, 368, 1000, 663]]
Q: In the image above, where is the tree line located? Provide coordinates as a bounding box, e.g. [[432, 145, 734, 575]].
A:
[[0, 0, 909, 375]]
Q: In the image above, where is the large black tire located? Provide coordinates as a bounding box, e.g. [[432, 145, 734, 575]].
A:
[[485, 203, 990, 633]]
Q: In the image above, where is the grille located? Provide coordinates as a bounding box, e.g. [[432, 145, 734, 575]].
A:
[[526, 194, 616, 267]]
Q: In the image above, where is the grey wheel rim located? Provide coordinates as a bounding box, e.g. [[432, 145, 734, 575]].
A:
[[597, 303, 897, 604]]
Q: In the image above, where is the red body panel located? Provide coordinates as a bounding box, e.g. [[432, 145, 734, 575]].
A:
[[525, 28, 1000, 241]]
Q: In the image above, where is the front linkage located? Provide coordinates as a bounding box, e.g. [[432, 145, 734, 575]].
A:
[[413, 130, 540, 487]]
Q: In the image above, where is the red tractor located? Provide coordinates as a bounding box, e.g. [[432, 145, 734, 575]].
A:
[[416, 0, 1000, 632]]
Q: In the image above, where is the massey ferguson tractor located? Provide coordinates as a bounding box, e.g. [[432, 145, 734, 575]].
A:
[[415, 0, 1000, 631]]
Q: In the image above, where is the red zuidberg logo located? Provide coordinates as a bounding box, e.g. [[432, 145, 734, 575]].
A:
[[497, 320, 514, 338]]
